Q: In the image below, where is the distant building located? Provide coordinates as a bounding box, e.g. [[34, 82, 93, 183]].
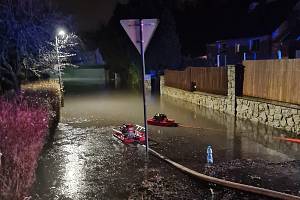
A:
[[207, 1, 300, 66], [72, 48, 106, 66], [207, 35, 272, 66], [182, 56, 209, 67]]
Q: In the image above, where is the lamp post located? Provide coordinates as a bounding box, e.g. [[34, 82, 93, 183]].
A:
[[55, 29, 66, 93]]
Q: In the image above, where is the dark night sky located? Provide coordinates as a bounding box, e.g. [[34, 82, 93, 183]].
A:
[[54, 0, 128, 31], [55, 0, 297, 33], [55, 0, 299, 55], [55, 0, 290, 32]]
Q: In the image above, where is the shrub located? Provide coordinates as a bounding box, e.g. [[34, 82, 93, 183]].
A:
[[0, 80, 61, 199], [0, 98, 49, 200], [22, 80, 61, 132], [128, 63, 140, 89], [22, 80, 61, 101]]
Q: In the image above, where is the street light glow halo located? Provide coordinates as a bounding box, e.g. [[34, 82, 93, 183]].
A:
[[57, 29, 66, 36]]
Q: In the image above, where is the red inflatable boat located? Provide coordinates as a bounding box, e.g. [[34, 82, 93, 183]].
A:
[[147, 113, 178, 127], [112, 124, 145, 144]]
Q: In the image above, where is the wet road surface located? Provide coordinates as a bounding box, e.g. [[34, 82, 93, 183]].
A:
[[32, 77, 300, 199]]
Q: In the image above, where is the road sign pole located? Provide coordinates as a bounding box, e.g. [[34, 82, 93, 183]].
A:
[[120, 18, 159, 157], [139, 19, 149, 155]]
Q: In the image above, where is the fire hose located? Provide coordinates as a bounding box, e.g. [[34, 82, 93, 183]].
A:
[[148, 148, 300, 200]]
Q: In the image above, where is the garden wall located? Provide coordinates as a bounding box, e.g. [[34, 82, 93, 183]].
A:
[[160, 66, 236, 115], [237, 97, 300, 132], [160, 62, 300, 133]]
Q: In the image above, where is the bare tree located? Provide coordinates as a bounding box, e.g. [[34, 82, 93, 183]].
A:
[[0, 0, 77, 93]]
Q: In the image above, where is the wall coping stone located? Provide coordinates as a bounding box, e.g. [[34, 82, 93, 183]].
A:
[[194, 91, 227, 99], [163, 86, 227, 99], [237, 96, 300, 110]]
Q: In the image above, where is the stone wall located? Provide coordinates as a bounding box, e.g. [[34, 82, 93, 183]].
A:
[[161, 65, 300, 133], [237, 97, 300, 132], [162, 86, 229, 113], [144, 75, 151, 90], [160, 66, 236, 115], [145, 79, 151, 90], [226, 66, 236, 115]]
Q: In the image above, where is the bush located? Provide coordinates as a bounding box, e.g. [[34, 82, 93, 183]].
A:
[[22, 80, 61, 133], [0, 80, 62, 199], [22, 80, 61, 103], [128, 64, 140, 89], [0, 98, 49, 200]]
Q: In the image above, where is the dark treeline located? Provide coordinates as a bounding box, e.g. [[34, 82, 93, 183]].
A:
[[84, 0, 298, 87], [96, 0, 182, 87]]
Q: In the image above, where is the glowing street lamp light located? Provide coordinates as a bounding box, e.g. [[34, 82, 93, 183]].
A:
[[58, 29, 66, 37]]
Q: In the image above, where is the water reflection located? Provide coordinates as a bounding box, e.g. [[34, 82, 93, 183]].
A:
[[58, 124, 87, 199], [32, 79, 299, 199], [157, 95, 297, 163], [62, 147, 84, 198]]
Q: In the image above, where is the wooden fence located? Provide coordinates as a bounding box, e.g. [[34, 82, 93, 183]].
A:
[[243, 59, 300, 105], [191, 67, 228, 95], [164, 68, 191, 91], [164, 67, 228, 95]]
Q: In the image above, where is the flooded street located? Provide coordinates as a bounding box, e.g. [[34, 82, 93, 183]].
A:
[[32, 73, 300, 199]]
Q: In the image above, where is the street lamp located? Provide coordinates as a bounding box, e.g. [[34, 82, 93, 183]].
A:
[[58, 29, 66, 37], [55, 29, 66, 94]]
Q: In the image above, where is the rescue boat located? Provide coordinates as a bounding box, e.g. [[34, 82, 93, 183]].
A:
[[112, 124, 145, 144], [147, 113, 178, 127]]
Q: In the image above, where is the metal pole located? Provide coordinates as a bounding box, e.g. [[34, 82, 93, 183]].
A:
[[55, 36, 63, 93], [139, 19, 149, 155]]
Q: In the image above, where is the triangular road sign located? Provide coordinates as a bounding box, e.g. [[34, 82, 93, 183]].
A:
[[120, 19, 159, 54]]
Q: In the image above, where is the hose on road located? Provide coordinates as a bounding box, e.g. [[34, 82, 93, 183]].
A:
[[273, 137, 300, 144], [148, 148, 300, 200]]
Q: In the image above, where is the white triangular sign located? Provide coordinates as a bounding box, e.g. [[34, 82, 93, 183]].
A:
[[120, 19, 159, 54]]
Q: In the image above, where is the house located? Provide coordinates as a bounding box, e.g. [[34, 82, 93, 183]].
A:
[[72, 48, 106, 66], [207, 1, 300, 66]]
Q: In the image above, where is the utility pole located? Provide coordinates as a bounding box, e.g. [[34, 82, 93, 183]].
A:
[[55, 35, 63, 93], [55, 29, 66, 94]]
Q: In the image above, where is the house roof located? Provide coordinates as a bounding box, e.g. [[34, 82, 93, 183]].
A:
[[221, 0, 300, 40], [208, 0, 300, 43]]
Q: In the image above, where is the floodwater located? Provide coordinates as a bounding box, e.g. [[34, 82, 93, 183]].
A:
[[32, 70, 300, 200]]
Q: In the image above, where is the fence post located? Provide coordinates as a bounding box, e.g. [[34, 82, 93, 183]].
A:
[[227, 65, 236, 116]]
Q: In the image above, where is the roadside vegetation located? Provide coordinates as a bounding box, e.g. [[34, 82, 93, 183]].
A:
[[0, 80, 61, 200], [0, 0, 73, 198], [0, 97, 48, 200], [128, 64, 140, 89], [22, 80, 61, 133]]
